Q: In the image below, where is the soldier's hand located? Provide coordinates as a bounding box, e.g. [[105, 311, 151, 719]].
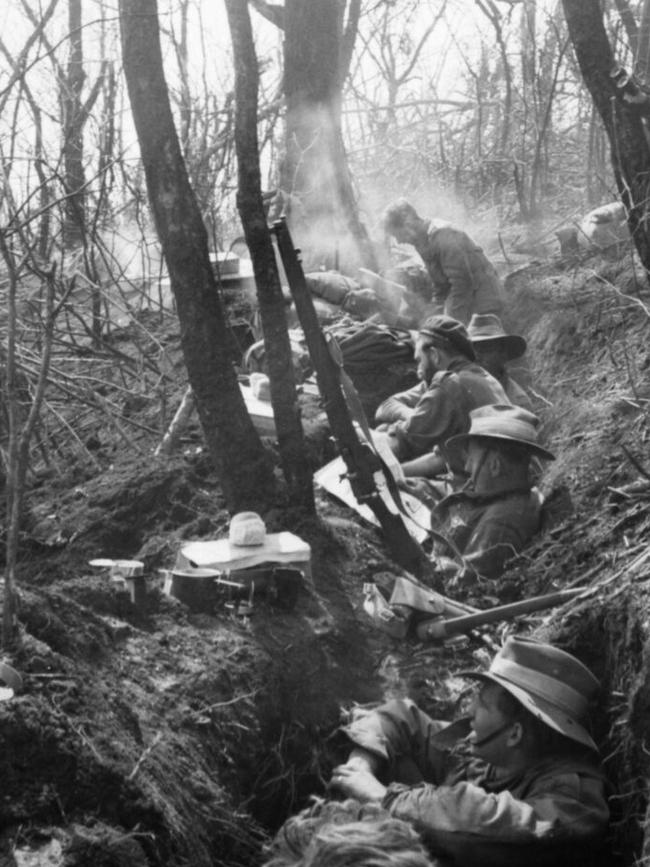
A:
[[329, 762, 387, 803]]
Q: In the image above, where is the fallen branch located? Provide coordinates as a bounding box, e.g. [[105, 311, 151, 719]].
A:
[[154, 386, 195, 456]]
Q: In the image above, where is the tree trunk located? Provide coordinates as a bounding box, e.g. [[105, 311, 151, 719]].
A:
[[614, 0, 639, 58], [62, 0, 86, 245], [279, 0, 378, 272], [225, 0, 314, 513], [562, 0, 650, 277], [636, 0, 650, 85], [118, 0, 277, 513]]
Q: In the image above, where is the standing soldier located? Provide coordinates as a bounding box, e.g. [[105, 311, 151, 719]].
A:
[[381, 199, 504, 326]]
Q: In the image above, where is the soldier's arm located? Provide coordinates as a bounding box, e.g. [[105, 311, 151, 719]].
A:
[[383, 771, 608, 861], [375, 382, 424, 424]]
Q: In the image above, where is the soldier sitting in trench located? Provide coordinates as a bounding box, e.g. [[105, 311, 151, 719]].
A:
[[467, 314, 533, 411], [380, 199, 504, 326], [329, 636, 610, 867], [374, 315, 508, 489], [429, 403, 555, 587]]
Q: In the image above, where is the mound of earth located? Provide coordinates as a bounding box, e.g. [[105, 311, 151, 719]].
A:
[[1, 251, 650, 866]]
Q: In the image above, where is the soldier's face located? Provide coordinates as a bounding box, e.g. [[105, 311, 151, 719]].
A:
[[464, 441, 493, 487], [475, 344, 507, 377], [415, 339, 438, 384], [390, 215, 420, 245], [468, 682, 517, 767]]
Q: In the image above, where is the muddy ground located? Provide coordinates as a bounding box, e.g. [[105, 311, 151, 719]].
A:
[[2, 249, 650, 866]]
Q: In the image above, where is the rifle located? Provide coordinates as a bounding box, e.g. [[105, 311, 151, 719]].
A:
[[272, 218, 434, 581]]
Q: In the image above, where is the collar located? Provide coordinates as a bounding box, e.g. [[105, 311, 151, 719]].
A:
[[447, 357, 475, 372]]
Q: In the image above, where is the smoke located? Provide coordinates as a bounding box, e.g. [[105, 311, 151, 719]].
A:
[[95, 223, 166, 284], [360, 178, 502, 259]]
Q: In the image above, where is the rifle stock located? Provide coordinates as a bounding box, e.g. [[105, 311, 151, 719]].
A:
[[272, 218, 433, 581]]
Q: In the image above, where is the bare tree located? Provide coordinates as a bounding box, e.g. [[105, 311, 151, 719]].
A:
[[563, 0, 650, 276], [252, 0, 377, 271], [224, 0, 314, 512], [118, 0, 277, 512], [0, 236, 65, 646]]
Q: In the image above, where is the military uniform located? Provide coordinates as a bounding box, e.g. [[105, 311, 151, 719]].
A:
[[431, 486, 542, 580], [417, 223, 504, 326], [343, 699, 609, 867], [374, 359, 508, 467]]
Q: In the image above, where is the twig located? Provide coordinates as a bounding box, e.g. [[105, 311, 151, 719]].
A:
[[590, 270, 650, 319], [154, 386, 195, 456], [200, 688, 259, 713], [527, 386, 552, 407], [621, 444, 650, 481], [25, 672, 76, 678], [572, 546, 650, 601], [127, 732, 163, 782], [69, 721, 104, 764], [497, 232, 511, 264], [91, 389, 146, 455], [42, 400, 103, 470]]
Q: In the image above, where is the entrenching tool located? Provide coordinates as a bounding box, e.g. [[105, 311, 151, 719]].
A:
[[415, 587, 583, 642]]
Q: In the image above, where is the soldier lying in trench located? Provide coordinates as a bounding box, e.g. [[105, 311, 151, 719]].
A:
[[329, 637, 610, 867]]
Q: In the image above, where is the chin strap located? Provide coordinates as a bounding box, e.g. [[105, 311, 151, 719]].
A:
[[471, 721, 513, 748]]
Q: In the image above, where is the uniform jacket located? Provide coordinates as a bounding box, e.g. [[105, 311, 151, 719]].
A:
[[343, 699, 609, 867], [417, 222, 504, 325], [374, 359, 508, 465], [431, 487, 542, 580]]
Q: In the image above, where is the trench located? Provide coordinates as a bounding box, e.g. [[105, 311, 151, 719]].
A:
[[4, 258, 650, 866], [234, 264, 650, 865]]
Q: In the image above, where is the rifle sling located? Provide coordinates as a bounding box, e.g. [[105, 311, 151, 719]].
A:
[[326, 335, 463, 562]]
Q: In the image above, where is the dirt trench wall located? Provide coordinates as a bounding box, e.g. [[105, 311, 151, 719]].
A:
[[0, 505, 391, 866], [5, 253, 650, 866], [505, 258, 650, 866], [506, 260, 650, 499]]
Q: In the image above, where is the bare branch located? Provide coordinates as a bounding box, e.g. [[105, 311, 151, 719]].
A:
[[0, 0, 60, 109], [341, 0, 361, 83]]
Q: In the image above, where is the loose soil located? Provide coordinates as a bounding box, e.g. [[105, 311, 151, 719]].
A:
[[2, 249, 650, 867]]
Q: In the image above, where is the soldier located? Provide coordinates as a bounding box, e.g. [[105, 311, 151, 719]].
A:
[[374, 316, 508, 482], [467, 314, 532, 410], [381, 199, 504, 325], [331, 636, 609, 867], [431, 403, 554, 585]]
